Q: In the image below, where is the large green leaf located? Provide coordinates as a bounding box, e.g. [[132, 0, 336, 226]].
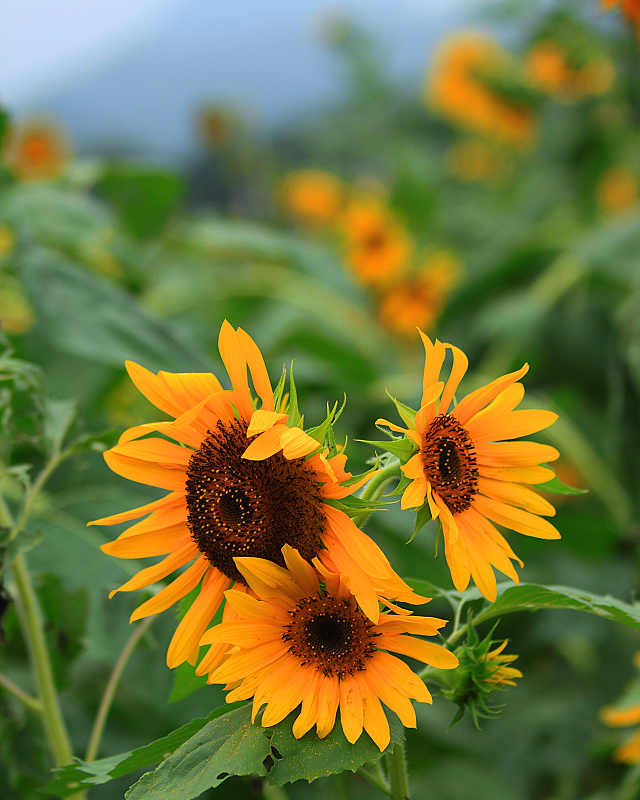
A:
[[17, 249, 210, 372], [473, 583, 640, 632], [44, 703, 246, 797], [125, 704, 269, 799], [267, 708, 403, 786]]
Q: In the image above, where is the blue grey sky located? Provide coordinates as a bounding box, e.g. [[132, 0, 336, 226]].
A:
[[1, 0, 479, 155]]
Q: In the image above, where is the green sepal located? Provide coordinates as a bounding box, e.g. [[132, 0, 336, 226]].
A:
[[272, 365, 287, 412], [286, 363, 303, 428], [306, 399, 339, 446], [537, 473, 587, 495], [385, 473, 412, 497], [407, 501, 433, 544], [360, 437, 416, 462], [385, 389, 417, 428], [323, 496, 393, 518]]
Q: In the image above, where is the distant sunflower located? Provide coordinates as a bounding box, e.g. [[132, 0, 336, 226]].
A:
[[601, 653, 640, 764], [202, 545, 459, 751], [91, 321, 420, 670], [2, 119, 70, 181], [378, 331, 560, 601]]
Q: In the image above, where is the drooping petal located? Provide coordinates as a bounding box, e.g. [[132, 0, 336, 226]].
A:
[[472, 495, 561, 539], [377, 634, 460, 669], [339, 675, 364, 744], [361, 680, 392, 751]]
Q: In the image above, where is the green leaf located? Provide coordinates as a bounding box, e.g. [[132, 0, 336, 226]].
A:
[[43, 398, 77, 456], [98, 165, 184, 239], [0, 107, 8, 150], [408, 502, 433, 544], [45, 703, 246, 797], [384, 390, 416, 428], [286, 364, 302, 428], [168, 661, 208, 704], [361, 437, 416, 462], [404, 578, 458, 603], [473, 583, 640, 634], [266, 708, 404, 786], [537, 474, 588, 496], [306, 400, 339, 445], [125, 704, 269, 799], [271, 365, 287, 413]]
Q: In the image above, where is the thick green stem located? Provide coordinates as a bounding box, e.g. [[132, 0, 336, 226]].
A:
[[386, 741, 410, 800], [11, 553, 74, 766], [351, 460, 401, 528], [85, 616, 154, 762], [358, 764, 391, 796], [0, 671, 42, 713], [262, 783, 290, 800]]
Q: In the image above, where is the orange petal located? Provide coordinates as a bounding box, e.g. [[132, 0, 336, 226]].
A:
[[247, 410, 288, 436], [377, 634, 459, 669], [315, 676, 340, 739], [108, 540, 198, 598], [125, 361, 183, 417], [282, 545, 320, 595], [472, 495, 561, 539], [443, 536, 471, 593], [360, 680, 392, 750], [218, 320, 252, 419], [129, 557, 209, 622], [371, 650, 433, 703], [476, 441, 560, 467], [480, 464, 555, 484], [477, 477, 556, 516], [468, 409, 559, 443], [339, 675, 364, 744], [236, 326, 274, 412], [452, 364, 529, 426], [109, 438, 193, 465], [364, 668, 416, 729], [166, 569, 230, 668], [101, 525, 191, 559], [103, 451, 186, 491], [440, 344, 469, 415], [241, 426, 285, 460], [88, 491, 185, 527]]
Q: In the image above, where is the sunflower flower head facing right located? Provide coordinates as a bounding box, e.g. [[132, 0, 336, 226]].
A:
[[377, 331, 561, 601]]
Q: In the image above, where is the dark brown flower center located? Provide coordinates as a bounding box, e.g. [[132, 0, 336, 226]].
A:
[[421, 414, 479, 514], [185, 419, 326, 583], [283, 595, 377, 679]]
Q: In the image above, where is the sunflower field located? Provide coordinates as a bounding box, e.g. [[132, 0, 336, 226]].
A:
[[2, 2, 640, 799]]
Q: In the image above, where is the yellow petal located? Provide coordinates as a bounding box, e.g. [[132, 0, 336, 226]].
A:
[[129, 557, 209, 622], [108, 540, 197, 598], [378, 634, 459, 669], [472, 495, 561, 539], [477, 477, 556, 516], [440, 344, 469, 415], [101, 525, 191, 559], [361, 681, 391, 751], [247, 410, 288, 436], [218, 320, 252, 419], [236, 326, 273, 412], [103, 451, 186, 491], [468, 409, 559, 442], [453, 364, 529, 426], [339, 675, 364, 745], [241, 426, 285, 460], [88, 492, 184, 527]]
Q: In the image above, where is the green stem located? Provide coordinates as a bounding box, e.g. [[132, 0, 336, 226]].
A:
[[351, 460, 402, 528], [358, 764, 391, 796], [8, 454, 62, 543], [386, 740, 410, 800], [11, 553, 75, 766], [85, 616, 154, 762], [0, 671, 43, 713]]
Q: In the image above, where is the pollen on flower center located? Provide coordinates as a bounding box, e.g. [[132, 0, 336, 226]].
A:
[[283, 595, 378, 679], [422, 414, 479, 513], [185, 419, 326, 583]]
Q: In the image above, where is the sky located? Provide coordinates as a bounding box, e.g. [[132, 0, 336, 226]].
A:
[[0, 0, 479, 156]]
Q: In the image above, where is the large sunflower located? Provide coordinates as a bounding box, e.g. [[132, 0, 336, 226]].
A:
[[378, 331, 560, 601], [91, 321, 420, 670], [202, 545, 459, 751]]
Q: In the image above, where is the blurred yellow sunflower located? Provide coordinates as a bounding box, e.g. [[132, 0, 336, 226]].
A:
[[278, 169, 344, 228], [425, 33, 536, 149], [202, 545, 459, 751], [601, 652, 640, 763], [2, 119, 70, 182], [597, 167, 639, 215], [378, 332, 560, 601], [342, 198, 412, 287], [526, 41, 614, 101], [378, 251, 460, 337], [92, 321, 421, 670]]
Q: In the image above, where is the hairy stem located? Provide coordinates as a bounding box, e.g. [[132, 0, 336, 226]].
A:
[[386, 740, 410, 800], [358, 764, 391, 796], [85, 616, 155, 762]]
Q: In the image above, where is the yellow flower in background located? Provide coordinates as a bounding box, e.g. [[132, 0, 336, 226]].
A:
[[602, 0, 640, 38], [601, 652, 640, 764], [445, 139, 505, 183], [425, 33, 537, 149], [378, 333, 560, 601], [378, 250, 460, 337], [0, 275, 35, 335], [484, 640, 522, 687], [92, 321, 422, 673], [526, 41, 614, 102], [2, 119, 71, 182], [278, 169, 345, 228], [0, 226, 13, 258], [202, 545, 458, 751], [597, 167, 639, 215], [342, 198, 412, 287]]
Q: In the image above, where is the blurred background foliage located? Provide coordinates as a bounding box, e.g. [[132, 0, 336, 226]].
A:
[[1, 0, 640, 798]]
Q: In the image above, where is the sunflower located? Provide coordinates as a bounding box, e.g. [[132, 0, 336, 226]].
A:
[[278, 169, 345, 229], [597, 167, 638, 216], [425, 33, 536, 149], [2, 119, 70, 182], [201, 545, 459, 751], [601, 653, 640, 764], [525, 41, 614, 102], [484, 640, 522, 687], [377, 331, 560, 601], [91, 321, 420, 670], [342, 198, 412, 288]]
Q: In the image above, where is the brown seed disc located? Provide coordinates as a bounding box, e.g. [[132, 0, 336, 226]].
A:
[[283, 595, 378, 678], [421, 413, 479, 514], [185, 419, 326, 583]]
